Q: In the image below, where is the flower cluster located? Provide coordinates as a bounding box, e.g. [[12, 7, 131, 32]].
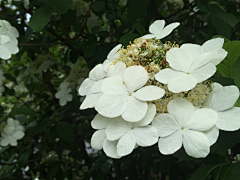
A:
[[0, 118, 25, 146], [79, 20, 240, 158], [55, 81, 73, 106], [0, 20, 19, 60]]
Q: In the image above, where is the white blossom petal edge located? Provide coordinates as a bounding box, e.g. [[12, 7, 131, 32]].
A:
[[152, 98, 218, 158], [141, 20, 180, 40]]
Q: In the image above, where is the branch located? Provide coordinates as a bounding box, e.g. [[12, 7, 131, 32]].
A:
[[165, 0, 196, 20]]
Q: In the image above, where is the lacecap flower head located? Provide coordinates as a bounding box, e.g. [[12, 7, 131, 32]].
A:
[[78, 19, 240, 159]]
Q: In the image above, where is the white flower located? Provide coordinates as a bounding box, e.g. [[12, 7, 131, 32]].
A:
[[141, 20, 180, 40], [152, 98, 218, 158], [96, 66, 165, 122], [90, 114, 121, 159], [0, 20, 19, 44], [102, 44, 122, 72], [55, 81, 73, 106], [105, 104, 158, 156], [155, 43, 218, 93], [0, 35, 19, 60], [0, 118, 25, 146], [79, 62, 126, 110], [79, 64, 106, 109], [205, 83, 240, 131], [200, 38, 227, 65]]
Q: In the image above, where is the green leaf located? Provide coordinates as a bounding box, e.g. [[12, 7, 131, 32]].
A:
[[18, 149, 31, 163], [4, 73, 17, 84], [127, 0, 150, 21], [217, 41, 240, 78], [29, 6, 52, 32], [119, 33, 140, 46], [92, 1, 105, 12], [210, 77, 235, 86], [10, 106, 36, 116], [235, 98, 240, 107], [233, 57, 240, 89], [221, 163, 240, 180], [211, 16, 231, 39], [83, 44, 97, 58], [188, 163, 228, 180], [48, 0, 73, 15], [211, 130, 240, 155], [134, 22, 147, 35], [56, 121, 74, 143], [212, 12, 238, 27], [47, 162, 60, 179]]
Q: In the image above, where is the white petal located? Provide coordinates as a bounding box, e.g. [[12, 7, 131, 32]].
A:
[[91, 113, 112, 129], [210, 49, 228, 66], [133, 86, 165, 101], [158, 129, 182, 155], [149, 20, 165, 35], [212, 82, 223, 91], [141, 34, 157, 39], [152, 113, 181, 137], [107, 61, 126, 77], [208, 85, 239, 112], [3, 125, 15, 134], [96, 92, 128, 118], [155, 68, 187, 84], [91, 129, 106, 150], [0, 46, 11, 60], [203, 126, 219, 146], [80, 93, 103, 110], [216, 107, 240, 131], [105, 118, 131, 141], [9, 136, 17, 146], [67, 94, 73, 102], [190, 51, 217, 71], [16, 125, 24, 132], [59, 97, 67, 106], [117, 130, 136, 156], [190, 64, 216, 83], [0, 35, 10, 44], [107, 44, 122, 60], [123, 66, 148, 93], [180, 43, 201, 59], [133, 125, 158, 146], [167, 98, 194, 126], [89, 64, 106, 81], [0, 136, 10, 146], [103, 59, 112, 72], [183, 129, 210, 158], [121, 96, 148, 122], [168, 74, 197, 93], [78, 78, 95, 96], [101, 75, 128, 94], [166, 48, 192, 72], [185, 108, 218, 131], [3, 42, 19, 54], [133, 103, 156, 126], [7, 118, 15, 126], [201, 38, 224, 54], [157, 22, 180, 39], [103, 139, 121, 159], [90, 79, 103, 93], [12, 131, 24, 140]]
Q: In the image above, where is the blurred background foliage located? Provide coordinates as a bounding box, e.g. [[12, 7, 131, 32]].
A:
[[0, 0, 240, 179]]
